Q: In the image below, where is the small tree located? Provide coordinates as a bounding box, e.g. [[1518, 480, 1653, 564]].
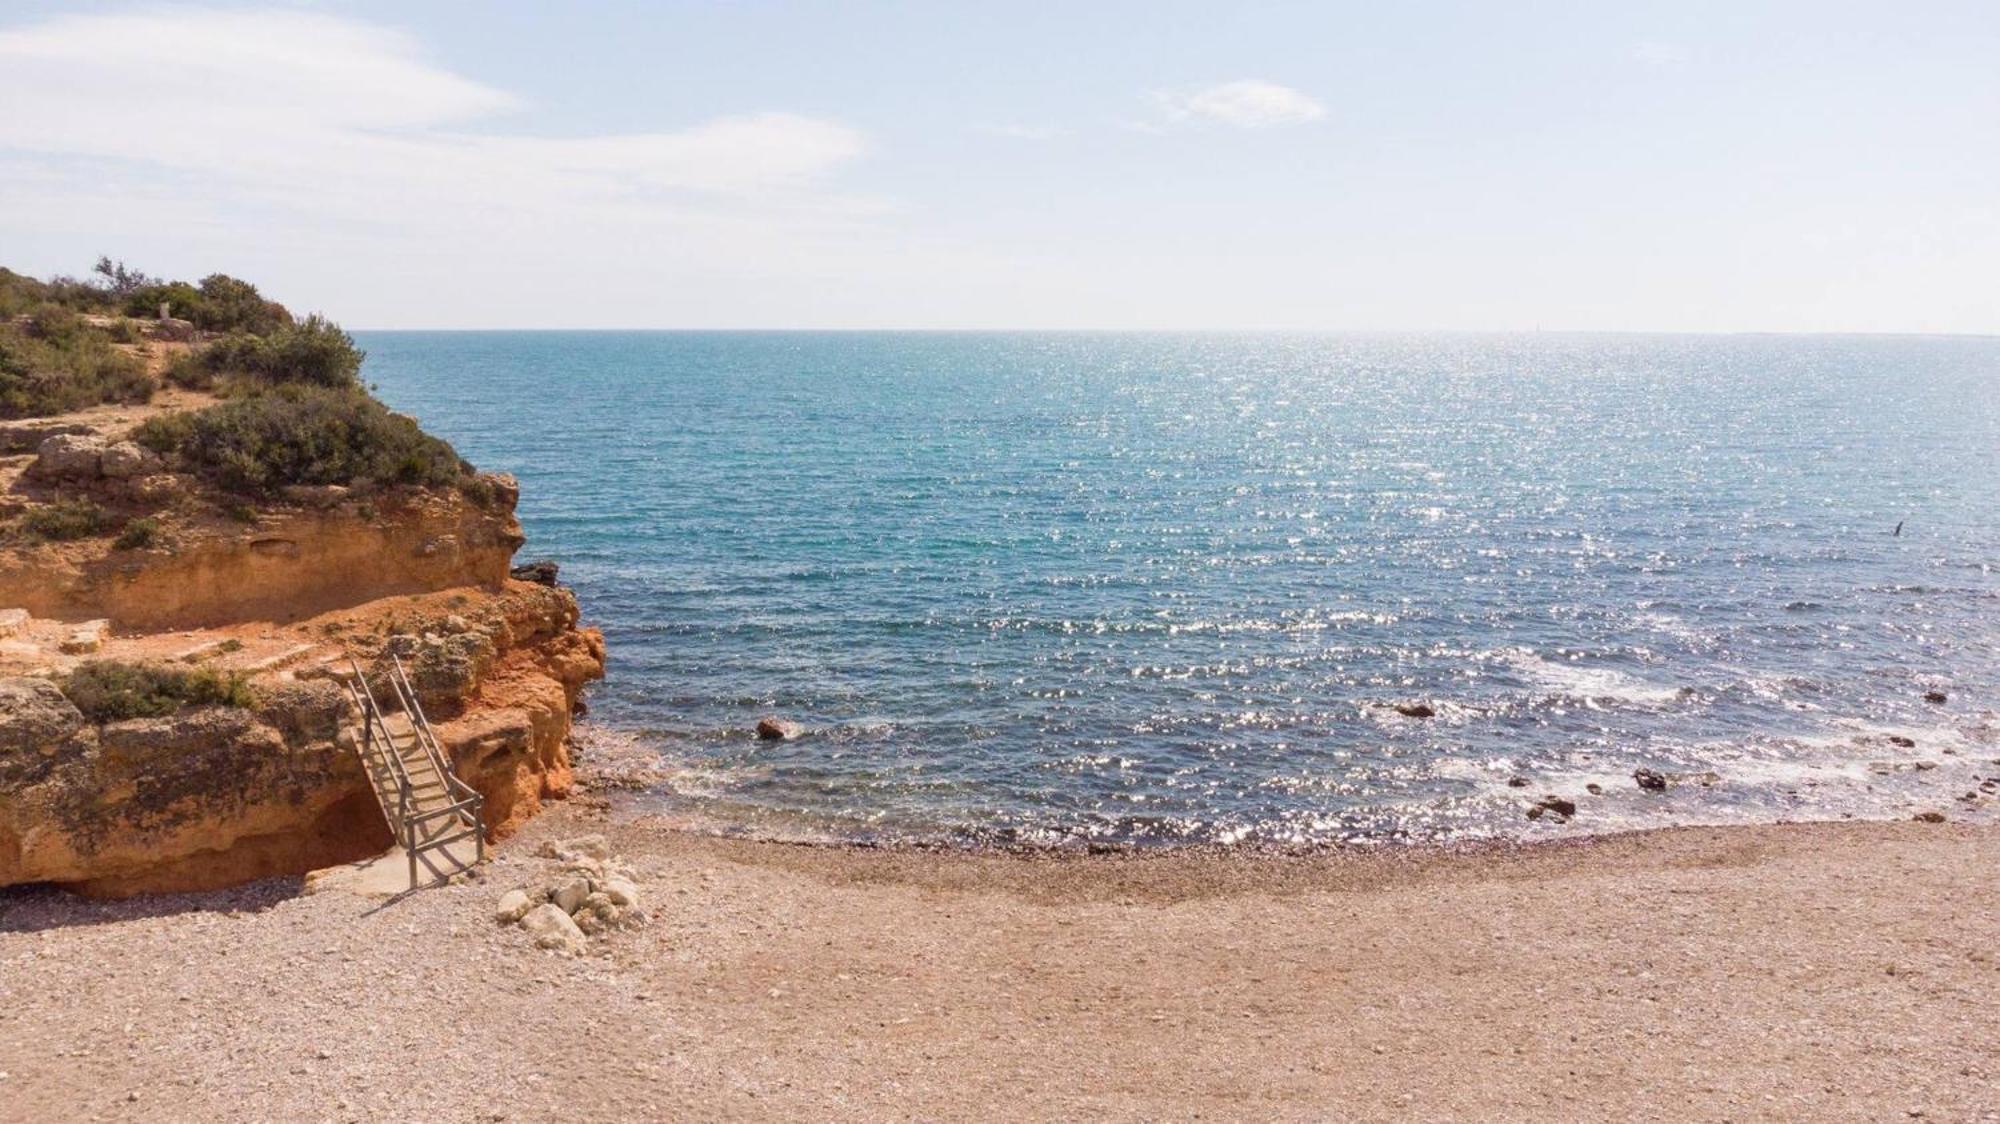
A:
[[92, 256, 157, 297]]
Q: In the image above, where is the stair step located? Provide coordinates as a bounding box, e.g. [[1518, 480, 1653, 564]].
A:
[[340, 651, 484, 889]]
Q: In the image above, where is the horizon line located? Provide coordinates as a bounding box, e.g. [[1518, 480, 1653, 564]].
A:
[[344, 326, 2000, 339]]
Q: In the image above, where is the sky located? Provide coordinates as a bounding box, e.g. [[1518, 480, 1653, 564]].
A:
[[0, 1, 1995, 332]]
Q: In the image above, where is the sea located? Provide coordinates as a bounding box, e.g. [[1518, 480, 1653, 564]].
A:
[[357, 331, 2000, 847]]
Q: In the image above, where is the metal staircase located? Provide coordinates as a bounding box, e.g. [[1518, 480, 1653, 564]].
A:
[[344, 653, 485, 889]]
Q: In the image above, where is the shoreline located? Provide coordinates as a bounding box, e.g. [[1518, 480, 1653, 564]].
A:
[[574, 719, 1999, 858], [4, 799, 1995, 1119]]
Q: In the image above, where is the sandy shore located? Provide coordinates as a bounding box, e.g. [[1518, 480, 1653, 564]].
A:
[[2, 805, 1996, 1122]]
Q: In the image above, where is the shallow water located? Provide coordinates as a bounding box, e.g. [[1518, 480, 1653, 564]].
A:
[[359, 331, 2000, 845]]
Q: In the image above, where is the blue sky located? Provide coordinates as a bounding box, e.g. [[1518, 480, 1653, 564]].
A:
[[1, 1, 1995, 331]]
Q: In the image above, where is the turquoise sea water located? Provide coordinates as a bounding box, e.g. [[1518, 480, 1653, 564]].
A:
[[360, 331, 2000, 845]]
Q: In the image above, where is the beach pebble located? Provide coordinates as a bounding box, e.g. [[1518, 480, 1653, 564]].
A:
[[1506, 776, 1530, 788], [1911, 811, 1946, 824], [1887, 735, 1916, 749]]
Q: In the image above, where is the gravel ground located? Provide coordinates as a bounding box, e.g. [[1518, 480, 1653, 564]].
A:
[[1, 807, 1995, 1122]]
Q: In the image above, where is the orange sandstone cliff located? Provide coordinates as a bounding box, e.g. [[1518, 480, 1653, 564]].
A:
[[0, 354, 604, 897]]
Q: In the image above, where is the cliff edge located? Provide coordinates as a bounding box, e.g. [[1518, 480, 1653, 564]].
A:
[[0, 263, 604, 896]]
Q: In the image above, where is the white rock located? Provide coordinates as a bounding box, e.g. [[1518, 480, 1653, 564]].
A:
[[0, 609, 27, 638], [29, 434, 107, 480], [519, 904, 586, 955], [600, 877, 640, 909], [537, 834, 609, 864], [493, 889, 533, 924], [552, 876, 592, 915], [98, 441, 162, 480], [60, 620, 109, 655]]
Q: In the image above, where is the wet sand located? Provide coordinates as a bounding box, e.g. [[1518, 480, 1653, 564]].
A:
[[1, 808, 1996, 1121]]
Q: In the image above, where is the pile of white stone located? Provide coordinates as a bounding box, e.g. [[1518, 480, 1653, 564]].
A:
[[492, 834, 644, 955]]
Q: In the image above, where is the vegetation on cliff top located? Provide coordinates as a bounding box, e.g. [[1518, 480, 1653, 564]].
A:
[[59, 660, 257, 723], [1, 259, 359, 420], [0, 303, 151, 417], [135, 384, 469, 497], [4, 258, 477, 504]]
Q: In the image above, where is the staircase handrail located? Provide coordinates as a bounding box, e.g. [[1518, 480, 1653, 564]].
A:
[[347, 655, 414, 844], [385, 654, 484, 809]]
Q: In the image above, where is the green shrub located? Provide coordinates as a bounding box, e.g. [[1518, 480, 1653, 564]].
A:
[[118, 273, 290, 334], [0, 319, 152, 418], [122, 280, 204, 322], [191, 316, 363, 390], [193, 274, 290, 334], [0, 268, 117, 318], [113, 517, 160, 550], [17, 498, 117, 542], [135, 385, 469, 497], [59, 660, 256, 723], [162, 350, 213, 391]]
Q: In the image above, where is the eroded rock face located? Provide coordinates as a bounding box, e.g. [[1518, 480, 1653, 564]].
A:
[[0, 486, 527, 630], [0, 583, 604, 897]]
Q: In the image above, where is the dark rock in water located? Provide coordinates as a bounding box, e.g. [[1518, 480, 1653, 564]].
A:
[[1585, 783, 1604, 795], [756, 717, 803, 741], [1394, 702, 1436, 719], [1526, 795, 1577, 821], [1923, 690, 1948, 704], [1633, 768, 1668, 792], [1912, 811, 1946, 823], [1887, 735, 1916, 749], [511, 559, 561, 586], [1506, 775, 1530, 788]]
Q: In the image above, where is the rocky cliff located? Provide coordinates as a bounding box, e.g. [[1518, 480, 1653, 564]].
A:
[[0, 314, 605, 897]]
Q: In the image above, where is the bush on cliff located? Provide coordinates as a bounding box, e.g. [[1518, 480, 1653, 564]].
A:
[[0, 315, 152, 419], [135, 384, 469, 497], [15, 498, 120, 542], [121, 272, 291, 335], [0, 267, 118, 318], [60, 661, 256, 723], [187, 316, 364, 390]]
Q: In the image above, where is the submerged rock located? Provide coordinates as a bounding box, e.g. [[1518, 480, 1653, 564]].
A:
[[1393, 703, 1436, 719], [1923, 690, 1948, 704], [757, 717, 804, 740], [1526, 795, 1577, 822]]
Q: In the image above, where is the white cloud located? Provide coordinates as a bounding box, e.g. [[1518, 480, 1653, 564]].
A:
[[1158, 80, 1326, 128], [0, 6, 879, 324]]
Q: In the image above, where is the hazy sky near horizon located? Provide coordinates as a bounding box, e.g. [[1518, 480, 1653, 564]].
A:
[[1, 2, 1995, 332]]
